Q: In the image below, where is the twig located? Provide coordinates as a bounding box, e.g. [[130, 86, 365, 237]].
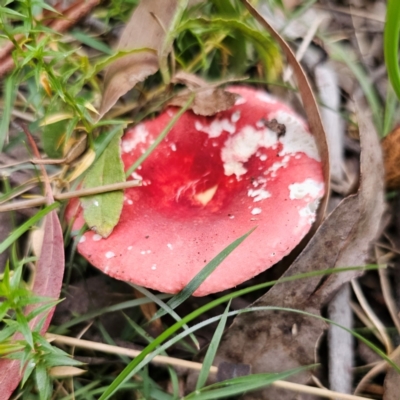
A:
[[0, 180, 141, 212], [352, 279, 393, 354], [46, 333, 374, 400]]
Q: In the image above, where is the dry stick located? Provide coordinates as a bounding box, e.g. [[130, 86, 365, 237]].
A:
[[354, 344, 400, 395], [0, 180, 141, 212], [351, 279, 393, 354], [46, 333, 373, 400], [20, 123, 54, 204], [0, 0, 100, 77], [376, 248, 400, 333]]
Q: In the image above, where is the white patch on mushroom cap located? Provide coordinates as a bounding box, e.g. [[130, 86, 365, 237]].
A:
[[151, 264, 157, 270], [167, 243, 173, 250], [289, 179, 324, 200], [105, 251, 115, 259], [170, 143, 177, 151], [269, 110, 320, 161], [131, 171, 143, 180], [92, 234, 102, 241], [248, 188, 271, 202], [235, 96, 247, 105], [231, 111, 241, 123], [299, 199, 321, 224], [221, 125, 278, 178], [265, 156, 291, 178], [256, 92, 277, 104], [251, 207, 262, 215], [122, 124, 149, 153], [195, 118, 236, 138], [79, 235, 86, 243], [128, 246, 133, 250]]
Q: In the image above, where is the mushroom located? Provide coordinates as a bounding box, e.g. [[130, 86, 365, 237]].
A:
[[70, 86, 324, 296]]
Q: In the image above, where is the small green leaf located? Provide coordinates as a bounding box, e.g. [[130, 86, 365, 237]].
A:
[[81, 128, 125, 237], [196, 302, 231, 390]]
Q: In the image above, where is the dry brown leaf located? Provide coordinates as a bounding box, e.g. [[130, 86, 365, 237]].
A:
[[313, 103, 385, 301], [382, 126, 400, 190], [99, 0, 178, 118], [168, 72, 239, 116], [49, 366, 86, 378], [133, 288, 163, 333]]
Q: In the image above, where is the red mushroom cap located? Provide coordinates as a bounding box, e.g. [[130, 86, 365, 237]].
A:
[[71, 86, 324, 296]]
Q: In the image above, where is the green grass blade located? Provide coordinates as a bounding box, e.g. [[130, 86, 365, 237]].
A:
[[125, 94, 194, 178], [329, 42, 383, 132], [71, 29, 113, 55], [153, 227, 256, 320], [98, 265, 381, 400], [0, 73, 17, 152], [0, 202, 59, 254], [196, 301, 231, 390], [53, 295, 171, 333], [186, 367, 315, 399], [384, 0, 400, 101], [130, 283, 200, 349]]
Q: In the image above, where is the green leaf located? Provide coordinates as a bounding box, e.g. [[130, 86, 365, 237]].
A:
[[196, 302, 231, 390], [384, 0, 400, 101], [35, 363, 52, 400], [0, 202, 59, 255], [186, 367, 315, 399], [0, 73, 17, 152], [41, 117, 70, 158], [81, 128, 125, 237]]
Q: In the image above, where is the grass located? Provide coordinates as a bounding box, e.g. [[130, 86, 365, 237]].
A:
[[0, 0, 397, 399]]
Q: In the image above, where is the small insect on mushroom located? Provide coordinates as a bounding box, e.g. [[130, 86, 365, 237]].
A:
[[68, 86, 325, 296]]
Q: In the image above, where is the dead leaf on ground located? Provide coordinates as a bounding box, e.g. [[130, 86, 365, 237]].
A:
[[99, 0, 178, 118], [168, 71, 239, 116], [382, 126, 400, 190]]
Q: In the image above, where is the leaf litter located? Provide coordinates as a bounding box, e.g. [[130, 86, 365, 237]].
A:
[[98, 0, 179, 118]]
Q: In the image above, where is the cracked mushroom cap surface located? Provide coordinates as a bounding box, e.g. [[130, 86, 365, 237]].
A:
[[72, 86, 325, 296]]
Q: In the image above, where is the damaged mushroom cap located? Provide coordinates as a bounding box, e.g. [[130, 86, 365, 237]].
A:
[[70, 86, 325, 296]]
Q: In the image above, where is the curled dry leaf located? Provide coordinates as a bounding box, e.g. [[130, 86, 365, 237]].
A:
[[381, 126, 400, 190], [99, 0, 178, 118], [168, 71, 240, 116]]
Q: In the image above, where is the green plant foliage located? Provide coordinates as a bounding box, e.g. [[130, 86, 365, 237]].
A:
[[81, 128, 125, 237], [384, 0, 400, 101]]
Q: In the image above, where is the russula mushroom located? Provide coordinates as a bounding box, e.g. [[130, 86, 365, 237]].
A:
[[70, 86, 324, 296]]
